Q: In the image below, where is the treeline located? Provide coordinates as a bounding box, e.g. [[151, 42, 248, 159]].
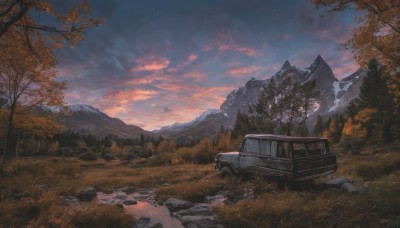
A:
[[232, 59, 400, 149], [324, 59, 399, 148], [0, 125, 240, 165]]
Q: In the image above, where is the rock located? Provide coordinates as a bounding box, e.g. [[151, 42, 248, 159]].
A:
[[363, 181, 371, 189], [326, 176, 350, 187], [123, 199, 138, 205], [134, 217, 163, 228], [63, 195, 79, 205], [180, 215, 217, 228], [174, 206, 213, 218], [78, 187, 96, 201], [341, 182, 358, 193], [165, 198, 193, 212], [116, 204, 124, 209], [103, 189, 114, 194], [115, 194, 127, 200], [120, 186, 135, 194]]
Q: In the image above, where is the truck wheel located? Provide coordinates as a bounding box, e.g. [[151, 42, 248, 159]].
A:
[[219, 166, 233, 179]]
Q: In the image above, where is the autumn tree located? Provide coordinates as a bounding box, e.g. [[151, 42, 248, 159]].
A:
[[312, 0, 400, 104], [0, 30, 65, 163], [252, 77, 319, 136], [323, 114, 345, 143], [344, 58, 397, 144], [0, 0, 102, 48]]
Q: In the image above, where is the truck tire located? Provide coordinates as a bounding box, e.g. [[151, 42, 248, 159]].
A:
[[219, 166, 233, 178]]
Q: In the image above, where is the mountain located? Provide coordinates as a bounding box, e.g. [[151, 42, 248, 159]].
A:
[[41, 104, 152, 138], [158, 55, 366, 140]]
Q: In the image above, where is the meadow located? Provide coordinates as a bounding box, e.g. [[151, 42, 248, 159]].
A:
[[0, 145, 399, 227]]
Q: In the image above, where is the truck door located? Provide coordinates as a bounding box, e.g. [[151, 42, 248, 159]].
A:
[[239, 138, 260, 174]]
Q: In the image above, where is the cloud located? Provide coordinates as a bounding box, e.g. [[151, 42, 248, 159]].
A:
[[105, 89, 158, 103], [184, 54, 198, 65], [131, 55, 170, 73], [204, 31, 260, 57], [228, 65, 266, 78]]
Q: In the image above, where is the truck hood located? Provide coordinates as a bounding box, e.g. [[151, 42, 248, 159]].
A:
[[216, 151, 239, 163]]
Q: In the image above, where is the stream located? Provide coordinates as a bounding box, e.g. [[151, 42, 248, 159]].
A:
[[97, 188, 226, 228]]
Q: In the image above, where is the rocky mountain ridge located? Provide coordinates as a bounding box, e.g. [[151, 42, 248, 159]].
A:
[[157, 55, 366, 140]]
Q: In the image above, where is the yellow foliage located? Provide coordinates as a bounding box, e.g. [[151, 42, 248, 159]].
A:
[[157, 139, 176, 153], [311, 0, 400, 104], [354, 108, 377, 123]]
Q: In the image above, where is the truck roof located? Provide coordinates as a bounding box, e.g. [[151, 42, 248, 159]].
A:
[[244, 134, 327, 143]]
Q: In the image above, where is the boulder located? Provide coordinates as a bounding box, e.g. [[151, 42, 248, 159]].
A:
[[180, 215, 217, 228], [341, 182, 358, 193], [123, 198, 138, 205], [120, 186, 135, 194], [134, 217, 163, 228], [78, 187, 97, 201], [174, 206, 213, 217], [165, 198, 193, 212], [63, 195, 79, 205], [326, 176, 350, 187]]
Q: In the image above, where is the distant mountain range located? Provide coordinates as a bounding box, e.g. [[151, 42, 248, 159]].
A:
[[40, 55, 366, 140], [41, 104, 151, 138], [156, 55, 366, 140]]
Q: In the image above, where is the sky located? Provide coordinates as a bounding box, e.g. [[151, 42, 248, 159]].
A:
[[54, 0, 361, 130]]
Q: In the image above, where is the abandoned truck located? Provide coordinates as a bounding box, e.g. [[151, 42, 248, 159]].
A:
[[214, 134, 337, 184]]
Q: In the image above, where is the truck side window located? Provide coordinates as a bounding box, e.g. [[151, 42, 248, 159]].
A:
[[271, 141, 277, 157], [260, 140, 271, 156], [242, 139, 260, 154], [277, 142, 291, 158]]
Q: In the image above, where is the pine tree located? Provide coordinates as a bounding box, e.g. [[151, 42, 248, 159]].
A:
[[313, 115, 324, 136], [347, 58, 396, 143]]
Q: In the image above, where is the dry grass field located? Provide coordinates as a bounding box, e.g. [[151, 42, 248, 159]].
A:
[[0, 147, 399, 227]]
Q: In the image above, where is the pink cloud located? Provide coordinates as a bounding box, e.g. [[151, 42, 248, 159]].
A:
[[105, 89, 158, 103], [182, 70, 207, 82], [186, 54, 198, 65], [204, 31, 260, 57], [328, 51, 360, 78], [228, 65, 266, 78], [131, 55, 170, 72]]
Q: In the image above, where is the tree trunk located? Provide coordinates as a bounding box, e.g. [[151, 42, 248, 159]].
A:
[[2, 102, 16, 165]]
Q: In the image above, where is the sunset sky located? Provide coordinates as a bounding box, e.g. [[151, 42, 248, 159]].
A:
[[55, 0, 361, 130]]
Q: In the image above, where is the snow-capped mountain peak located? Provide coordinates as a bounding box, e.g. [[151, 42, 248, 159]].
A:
[[158, 109, 222, 132], [42, 104, 101, 114]]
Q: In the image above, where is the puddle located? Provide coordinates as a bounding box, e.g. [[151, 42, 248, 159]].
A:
[[97, 190, 184, 228], [97, 189, 226, 228], [125, 201, 184, 228]]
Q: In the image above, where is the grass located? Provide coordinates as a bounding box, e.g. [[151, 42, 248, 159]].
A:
[[0, 156, 216, 227], [156, 174, 224, 202], [0, 157, 135, 227], [1, 146, 399, 227], [215, 149, 400, 227]]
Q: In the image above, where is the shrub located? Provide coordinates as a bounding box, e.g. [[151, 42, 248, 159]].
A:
[[71, 205, 134, 228], [78, 151, 97, 161], [356, 159, 400, 180]]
